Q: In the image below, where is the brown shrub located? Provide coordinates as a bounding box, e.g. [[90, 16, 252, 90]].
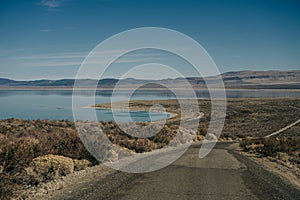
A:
[[0, 137, 41, 172], [240, 136, 300, 160], [26, 154, 74, 182], [73, 159, 91, 171], [0, 119, 99, 198]]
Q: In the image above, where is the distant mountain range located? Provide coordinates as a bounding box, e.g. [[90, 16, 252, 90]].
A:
[[1, 70, 299, 89]]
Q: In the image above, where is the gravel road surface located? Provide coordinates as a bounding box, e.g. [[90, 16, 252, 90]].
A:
[[49, 142, 300, 200]]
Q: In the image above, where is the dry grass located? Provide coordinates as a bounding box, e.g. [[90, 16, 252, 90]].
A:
[[240, 136, 300, 165]]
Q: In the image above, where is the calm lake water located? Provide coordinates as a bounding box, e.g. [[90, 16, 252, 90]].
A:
[[0, 89, 299, 122]]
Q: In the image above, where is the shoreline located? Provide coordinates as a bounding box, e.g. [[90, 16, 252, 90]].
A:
[[1, 87, 300, 91], [91, 103, 179, 121]]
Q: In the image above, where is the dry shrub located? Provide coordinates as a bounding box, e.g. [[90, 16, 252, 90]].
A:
[[73, 159, 91, 171], [0, 137, 41, 172], [240, 136, 300, 162], [0, 119, 98, 198], [105, 123, 178, 153], [26, 154, 74, 182], [276, 152, 289, 162]]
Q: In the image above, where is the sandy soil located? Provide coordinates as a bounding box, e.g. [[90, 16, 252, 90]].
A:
[[241, 151, 300, 190]]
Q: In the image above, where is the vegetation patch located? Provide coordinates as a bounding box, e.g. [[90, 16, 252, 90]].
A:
[[0, 98, 299, 198], [240, 136, 300, 165]]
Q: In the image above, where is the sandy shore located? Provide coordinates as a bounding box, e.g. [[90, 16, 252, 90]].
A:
[[92, 101, 180, 122]]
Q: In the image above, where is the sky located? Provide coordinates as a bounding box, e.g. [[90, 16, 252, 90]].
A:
[[0, 0, 300, 80]]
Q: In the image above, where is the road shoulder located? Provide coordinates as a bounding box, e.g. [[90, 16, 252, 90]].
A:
[[227, 143, 300, 200]]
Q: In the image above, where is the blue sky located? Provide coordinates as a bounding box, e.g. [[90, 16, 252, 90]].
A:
[[0, 0, 300, 80]]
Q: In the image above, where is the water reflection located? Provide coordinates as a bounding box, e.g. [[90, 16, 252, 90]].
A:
[[0, 89, 299, 121]]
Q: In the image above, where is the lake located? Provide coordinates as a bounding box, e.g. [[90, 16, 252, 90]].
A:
[[0, 89, 299, 122]]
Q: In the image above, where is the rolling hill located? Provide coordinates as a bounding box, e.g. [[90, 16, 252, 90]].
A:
[[0, 70, 299, 89]]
